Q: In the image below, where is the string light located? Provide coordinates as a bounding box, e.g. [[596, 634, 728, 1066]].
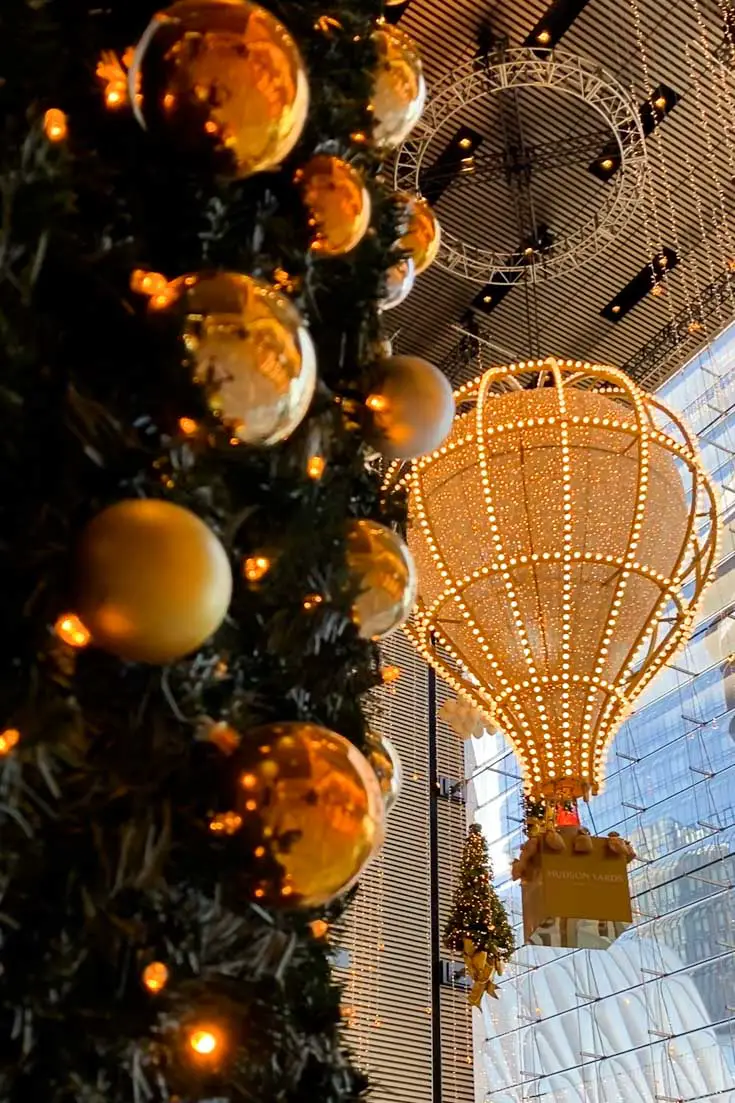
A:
[[187, 1024, 224, 1060], [243, 556, 271, 582], [142, 962, 169, 993], [178, 417, 198, 436], [55, 613, 91, 648], [381, 664, 401, 684], [0, 729, 20, 755], [302, 593, 323, 611], [209, 811, 243, 835], [365, 394, 388, 413], [306, 454, 326, 480], [310, 919, 329, 939], [43, 109, 68, 142]]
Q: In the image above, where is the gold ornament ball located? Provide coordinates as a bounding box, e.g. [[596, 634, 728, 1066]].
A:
[[76, 500, 232, 664], [130, 0, 309, 178], [173, 272, 316, 446], [398, 193, 441, 275], [366, 354, 455, 461], [296, 155, 372, 257], [345, 519, 417, 639], [365, 732, 403, 815], [371, 24, 426, 149], [380, 257, 416, 311], [236, 722, 384, 907]]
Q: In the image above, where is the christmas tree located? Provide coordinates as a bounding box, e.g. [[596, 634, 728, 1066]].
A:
[[444, 825, 514, 1002], [0, 0, 442, 1099]]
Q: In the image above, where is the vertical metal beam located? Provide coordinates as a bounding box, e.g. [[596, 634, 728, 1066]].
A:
[[428, 662, 442, 1103]]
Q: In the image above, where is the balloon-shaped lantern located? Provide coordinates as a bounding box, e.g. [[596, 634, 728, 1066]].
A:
[[395, 358, 719, 803]]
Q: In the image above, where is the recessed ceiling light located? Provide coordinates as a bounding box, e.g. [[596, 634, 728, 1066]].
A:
[[483, 295, 492, 304], [537, 29, 552, 45], [600, 157, 614, 171], [612, 304, 622, 314], [654, 95, 667, 110], [458, 136, 473, 150]]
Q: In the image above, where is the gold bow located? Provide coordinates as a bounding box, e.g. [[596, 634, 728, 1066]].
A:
[[462, 939, 500, 1006]]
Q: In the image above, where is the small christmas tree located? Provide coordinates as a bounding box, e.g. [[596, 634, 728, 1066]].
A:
[[444, 824, 514, 1004]]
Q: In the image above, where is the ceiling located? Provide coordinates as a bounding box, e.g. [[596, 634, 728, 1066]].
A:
[[388, 0, 735, 390]]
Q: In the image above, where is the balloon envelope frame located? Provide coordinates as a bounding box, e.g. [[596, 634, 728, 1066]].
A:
[[389, 358, 720, 802]]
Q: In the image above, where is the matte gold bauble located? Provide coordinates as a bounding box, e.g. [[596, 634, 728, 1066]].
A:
[[371, 24, 426, 149], [171, 272, 316, 446], [379, 257, 415, 311], [235, 722, 384, 907], [296, 155, 371, 257], [365, 732, 403, 815], [345, 519, 417, 639], [76, 500, 232, 664], [130, 0, 309, 178], [365, 354, 455, 460], [398, 194, 441, 274]]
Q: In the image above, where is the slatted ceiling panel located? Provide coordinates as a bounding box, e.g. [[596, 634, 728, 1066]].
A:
[[389, 0, 735, 388], [340, 631, 434, 1103]]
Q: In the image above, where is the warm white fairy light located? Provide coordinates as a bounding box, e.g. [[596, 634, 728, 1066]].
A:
[[396, 358, 719, 801]]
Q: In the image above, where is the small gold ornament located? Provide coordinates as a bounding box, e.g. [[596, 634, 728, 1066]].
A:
[[371, 23, 426, 148], [397, 193, 441, 275], [365, 353, 454, 460], [365, 732, 403, 815], [296, 155, 372, 257], [129, 0, 309, 178], [76, 499, 232, 664], [165, 272, 316, 447], [380, 257, 415, 311], [345, 519, 417, 639], [230, 722, 384, 907]]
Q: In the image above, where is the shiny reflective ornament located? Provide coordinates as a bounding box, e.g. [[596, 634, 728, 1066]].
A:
[[379, 257, 415, 311], [296, 155, 371, 256], [398, 194, 441, 275], [76, 499, 232, 664], [170, 272, 316, 446], [365, 353, 454, 460], [365, 732, 403, 815], [371, 23, 426, 148], [130, 0, 309, 178], [234, 722, 384, 907], [345, 519, 417, 639], [396, 358, 719, 801]]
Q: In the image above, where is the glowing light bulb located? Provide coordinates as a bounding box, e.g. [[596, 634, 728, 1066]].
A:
[[188, 1026, 223, 1058], [0, 729, 20, 755], [178, 417, 198, 436], [44, 108, 68, 142], [243, 556, 271, 582], [55, 613, 91, 648], [306, 454, 326, 480], [302, 593, 323, 611], [366, 394, 389, 413], [142, 962, 169, 993], [209, 811, 243, 835]]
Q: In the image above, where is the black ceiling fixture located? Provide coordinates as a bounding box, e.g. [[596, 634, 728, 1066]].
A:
[[419, 126, 484, 206], [590, 83, 680, 181], [383, 1, 412, 25], [472, 225, 554, 316], [523, 0, 595, 50], [601, 248, 679, 323]]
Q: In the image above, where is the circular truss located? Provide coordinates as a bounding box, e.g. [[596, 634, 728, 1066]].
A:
[[393, 48, 650, 285]]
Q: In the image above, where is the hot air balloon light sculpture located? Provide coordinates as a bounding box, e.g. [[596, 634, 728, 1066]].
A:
[[393, 358, 719, 804]]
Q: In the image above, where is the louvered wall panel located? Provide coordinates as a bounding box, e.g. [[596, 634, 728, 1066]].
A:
[[339, 632, 434, 1103]]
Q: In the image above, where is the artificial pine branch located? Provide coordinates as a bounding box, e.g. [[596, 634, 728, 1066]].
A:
[[0, 0, 401, 1099]]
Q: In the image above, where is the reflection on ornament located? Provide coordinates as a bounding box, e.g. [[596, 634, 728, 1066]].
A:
[[76, 499, 232, 664], [365, 732, 403, 815], [380, 257, 415, 311], [345, 519, 417, 639], [365, 354, 454, 460], [398, 194, 441, 275], [371, 24, 426, 148], [130, 0, 309, 178], [296, 155, 371, 256], [142, 961, 170, 993], [44, 108, 68, 142], [55, 613, 92, 648], [396, 357, 719, 801], [231, 721, 384, 907], [0, 729, 20, 756], [167, 272, 316, 447]]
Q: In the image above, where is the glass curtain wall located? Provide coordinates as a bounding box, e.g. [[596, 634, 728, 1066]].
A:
[[469, 330, 735, 1103]]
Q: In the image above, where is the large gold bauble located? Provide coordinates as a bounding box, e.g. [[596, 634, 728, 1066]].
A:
[[365, 732, 403, 815], [398, 194, 441, 275], [345, 519, 417, 639], [371, 24, 426, 149], [398, 358, 719, 802], [76, 500, 233, 664], [296, 155, 371, 257], [234, 722, 384, 907], [172, 272, 316, 446], [130, 0, 309, 178], [365, 353, 455, 460]]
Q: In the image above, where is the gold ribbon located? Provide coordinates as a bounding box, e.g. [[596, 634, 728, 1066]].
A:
[[462, 939, 500, 1006]]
